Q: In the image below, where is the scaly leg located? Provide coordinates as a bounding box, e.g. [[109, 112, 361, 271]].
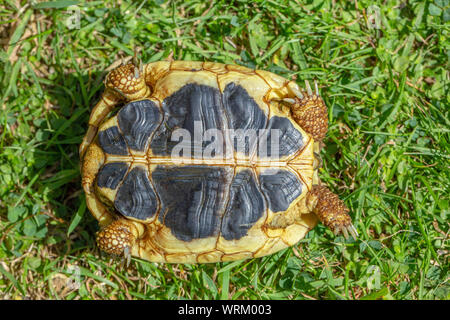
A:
[[96, 218, 144, 267], [283, 80, 328, 142], [307, 185, 358, 239]]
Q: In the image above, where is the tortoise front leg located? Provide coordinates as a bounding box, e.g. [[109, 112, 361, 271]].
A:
[[79, 60, 151, 158], [284, 80, 328, 142]]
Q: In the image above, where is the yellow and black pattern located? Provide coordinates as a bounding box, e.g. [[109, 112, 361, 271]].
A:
[[95, 81, 306, 242], [83, 61, 328, 263]]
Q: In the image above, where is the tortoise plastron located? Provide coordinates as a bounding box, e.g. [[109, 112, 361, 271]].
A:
[[80, 59, 357, 263]]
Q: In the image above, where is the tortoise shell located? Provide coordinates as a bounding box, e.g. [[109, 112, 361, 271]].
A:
[[81, 60, 356, 263]]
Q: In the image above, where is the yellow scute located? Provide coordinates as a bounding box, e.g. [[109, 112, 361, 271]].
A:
[[151, 70, 218, 102], [151, 223, 218, 254]]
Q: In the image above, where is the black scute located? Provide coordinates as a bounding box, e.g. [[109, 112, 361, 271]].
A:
[[221, 170, 266, 240], [115, 166, 158, 221], [259, 169, 302, 212], [148, 82, 303, 160], [118, 81, 304, 241], [222, 83, 267, 156], [97, 162, 129, 190], [258, 116, 304, 159], [151, 84, 224, 157], [153, 165, 233, 241], [98, 126, 128, 155], [118, 99, 162, 151]]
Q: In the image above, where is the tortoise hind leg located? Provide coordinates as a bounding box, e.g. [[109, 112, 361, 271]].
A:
[[96, 219, 144, 266], [307, 185, 358, 239]]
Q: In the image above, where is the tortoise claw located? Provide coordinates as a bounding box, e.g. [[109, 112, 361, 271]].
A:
[[334, 223, 358, 241], [341, 226, 349, 240], [282, 98, 296, 104], [123, 246, 131, 268], [348, 224, 359, 240], [291, 85, 304, 99], [314, 80, 319, 95], [305, 80, 313, 96], [132, 50, 143, 79]]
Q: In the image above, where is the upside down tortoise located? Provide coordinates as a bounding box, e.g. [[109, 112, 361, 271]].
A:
[[79, 58, 357, 264]]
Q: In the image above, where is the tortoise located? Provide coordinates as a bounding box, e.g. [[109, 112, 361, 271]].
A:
[[80, 58, 358, 264]]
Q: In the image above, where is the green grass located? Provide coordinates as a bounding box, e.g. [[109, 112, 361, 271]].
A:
[[0, 0, 448, 300]]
